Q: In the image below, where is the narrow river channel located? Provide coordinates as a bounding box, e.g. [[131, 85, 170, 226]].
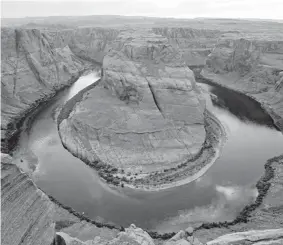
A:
[[13, 71, 283, 232]]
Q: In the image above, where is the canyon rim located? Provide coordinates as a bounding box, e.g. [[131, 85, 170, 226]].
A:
[[1, 14, 283, 245]]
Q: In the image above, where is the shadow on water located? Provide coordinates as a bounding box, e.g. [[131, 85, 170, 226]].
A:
[[198, 79, 277, 130]]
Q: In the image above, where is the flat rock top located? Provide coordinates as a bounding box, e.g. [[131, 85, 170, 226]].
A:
[[63, 29, 206, 172]]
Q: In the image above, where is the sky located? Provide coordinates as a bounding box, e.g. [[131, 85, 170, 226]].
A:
[[1, 0, 283, 20]]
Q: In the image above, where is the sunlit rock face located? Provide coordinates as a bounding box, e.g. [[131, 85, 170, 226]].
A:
[[59, 29, 206, 175], [202, 33, 283, 131], [1, 154, 55, 245], [47, 27, 120, 64], [207, 229, 283, 245], [152, 27, 221, 67], [1, 27, 119, 152]]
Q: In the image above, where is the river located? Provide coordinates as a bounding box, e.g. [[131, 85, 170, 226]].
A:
[[13, 71, 283, 232]]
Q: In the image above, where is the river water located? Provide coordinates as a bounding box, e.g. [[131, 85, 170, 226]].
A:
[[14, 72, 283, 232]]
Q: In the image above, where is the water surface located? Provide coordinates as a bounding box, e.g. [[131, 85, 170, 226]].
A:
[[15, 74, 283, 232]]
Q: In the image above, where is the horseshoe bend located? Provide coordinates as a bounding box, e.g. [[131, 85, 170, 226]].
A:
[[1, 16, 283, 245], [58, 29, 226, 191]]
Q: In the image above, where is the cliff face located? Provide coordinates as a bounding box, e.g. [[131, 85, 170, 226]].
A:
[[1, 27, 119, 152], [1, 154, 55, 245], [58, 29, 208, 188], [47, 27, 119, 64], [202, 34, 283, 130], [152, 27, 221, 67]]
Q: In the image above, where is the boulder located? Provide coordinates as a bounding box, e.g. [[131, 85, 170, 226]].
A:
[[185, 227, 194, 236]]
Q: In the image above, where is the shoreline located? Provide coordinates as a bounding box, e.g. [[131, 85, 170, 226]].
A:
[[119, 109, 227, 191], [199, 70, 283, 133], [5, 66, 282, 241], [57, 79, 227, 192], [194, 154, 283, 232], [49, 70, 283, 238], [1, 67, 93, 154]]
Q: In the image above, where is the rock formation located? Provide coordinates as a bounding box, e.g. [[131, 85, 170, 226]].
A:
[[152, 27, 221, 67], [58, 29, 225, 190], [2, 19, 283, 245], [202, 33, 283, 131], [207, 229, 283, 245], [1, 153, 55, 245], [1, 27, 119, 153], [55, 226, 283, 245]]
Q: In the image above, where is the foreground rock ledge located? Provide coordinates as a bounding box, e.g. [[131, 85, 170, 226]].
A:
[[58, 29, 225, 190], [55, 225, 283, 245]]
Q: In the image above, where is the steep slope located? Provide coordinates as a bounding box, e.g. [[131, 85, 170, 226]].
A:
[[202, 33, 283, 131], [1, 153, 55, 245], [58, 29, 225, 190], [152, 27, 221, 68], [47, 27, 119, 64], [1, 27, 119, 153]]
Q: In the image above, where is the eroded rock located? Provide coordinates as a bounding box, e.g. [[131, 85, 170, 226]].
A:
[[207, 229, 283, 245], [202, 33, 283, 131], [1, 153, 55, 245], [1, 27, 119, 153], [152, 27, 221, 67], [58, 29, 216, 189]]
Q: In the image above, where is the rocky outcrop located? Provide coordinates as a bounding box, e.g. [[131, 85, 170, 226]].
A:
[[202, 33, 283, 131], [55, 225, 283, 245], [152, 27, 221, 67], [207, 229, 283, 245], [57, 29, 226, 190], [1, 28, 86, 152], [1, 27, 119, 153], [1, 153, 55, 245], [55, 224, 155, 245], [47, 27, 119, 64]]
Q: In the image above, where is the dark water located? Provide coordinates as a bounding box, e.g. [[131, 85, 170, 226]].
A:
[[14, 74, 283, 232]]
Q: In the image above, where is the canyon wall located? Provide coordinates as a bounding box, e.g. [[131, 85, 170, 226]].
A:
[[152, 27, 221, 67], [1, 153, 55, 245], [202, 33, 283, 131], [2, 22, 283, 245], [1, 27, 119, 152]]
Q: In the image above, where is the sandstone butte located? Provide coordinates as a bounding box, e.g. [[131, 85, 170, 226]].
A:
[[58, 29, 225, 190], [1, 19, 283, 245]]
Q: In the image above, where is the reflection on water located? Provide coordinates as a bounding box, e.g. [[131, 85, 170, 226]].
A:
[[16, 75, 283, 232], [209, 84, 276, 128]]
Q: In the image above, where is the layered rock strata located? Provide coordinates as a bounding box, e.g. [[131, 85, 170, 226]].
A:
[[55, 226, 283, 245], [1, 153, 55, 245], [152, 27, 221, 67], [201, 33, 283, 131], [1, 27, 119, 153], [207, 229, 283, 245], [58, 29, 225, 190]]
